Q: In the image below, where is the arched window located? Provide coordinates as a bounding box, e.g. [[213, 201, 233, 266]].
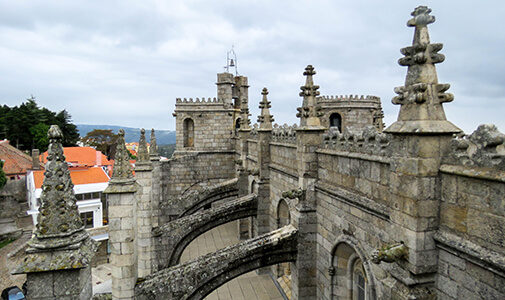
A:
[[330, 242, 370, 300], [183, 118, 194, 148], [329, 113, 342, 132]]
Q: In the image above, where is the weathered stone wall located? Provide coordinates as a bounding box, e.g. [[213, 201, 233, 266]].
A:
[[315, 146, 393, 299], [434, 125, 505, 299], [160, 151, 236, 222]]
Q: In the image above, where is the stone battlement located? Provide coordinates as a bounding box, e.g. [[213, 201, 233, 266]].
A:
[[322, 126, 391, 157], [175, 97, 223, 104]]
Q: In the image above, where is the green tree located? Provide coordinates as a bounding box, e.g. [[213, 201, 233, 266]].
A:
[[0, 160, 6, 190], [0, 97, 79, 151], [81, 129, 118, 159], [30, 123, 50, 152]]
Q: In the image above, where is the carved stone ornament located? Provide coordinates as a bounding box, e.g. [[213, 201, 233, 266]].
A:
[[371, 242, 408, 264]]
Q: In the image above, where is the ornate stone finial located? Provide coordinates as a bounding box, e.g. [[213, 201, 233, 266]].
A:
[[149, 128, 159, 159], [137, 128, 150, 163], [27, 125, 88, 250], [297, 65, 323, 128], [110, 129, 135, 184], [385, 6, 461, 134], [257, 88, 274, 130]]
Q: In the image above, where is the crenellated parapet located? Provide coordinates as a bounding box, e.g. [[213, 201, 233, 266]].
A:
[[443, 124, 505, 169], [249, 123, 259, 139], [322, 126, 391, 156], [175, 97, 223, 104], [272, 123, 297, 144]]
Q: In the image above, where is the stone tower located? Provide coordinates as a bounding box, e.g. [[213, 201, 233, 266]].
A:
[[172, 72, 249, 154]]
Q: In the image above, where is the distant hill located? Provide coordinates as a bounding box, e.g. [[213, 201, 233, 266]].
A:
[[76, 124, 176, 145]]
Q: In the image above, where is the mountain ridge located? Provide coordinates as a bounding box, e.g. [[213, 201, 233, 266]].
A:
[[76, 124, 176, 145]]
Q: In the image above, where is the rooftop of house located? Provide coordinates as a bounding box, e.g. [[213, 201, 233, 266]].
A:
[[0, 139, 36, 175], [40, 146, 112, 167], [32, 166, 110, 189]]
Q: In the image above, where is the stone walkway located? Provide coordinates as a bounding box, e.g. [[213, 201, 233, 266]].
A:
[[180, 221, 285, 300], [0, 232, 30, 293]]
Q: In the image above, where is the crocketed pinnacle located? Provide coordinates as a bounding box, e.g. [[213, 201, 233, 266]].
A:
[[149, 128, 159, 158], [257, 88, 274, 130], [137, 128, 150, 162], [297, 65, 322, 128], [385, 6, 461, 134], [28, 125, 88, 249], [110, 129, 135, 183]]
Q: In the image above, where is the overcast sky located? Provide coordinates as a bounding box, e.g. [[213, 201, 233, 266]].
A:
[[0, 0, 503, 133]]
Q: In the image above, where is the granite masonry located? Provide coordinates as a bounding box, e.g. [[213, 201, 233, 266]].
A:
[[16, 6, 504, 300]]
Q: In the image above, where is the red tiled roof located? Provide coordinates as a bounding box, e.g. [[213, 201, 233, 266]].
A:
[[41, 147, 112, 167], [0, 140, 34, 175], [33, 166, 109, 189]]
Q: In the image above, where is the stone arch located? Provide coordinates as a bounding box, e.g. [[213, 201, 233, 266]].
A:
[[329, 112, 343, 133], [329, 235, 376, 300], [163, 195, 257, 267], [249, 179, 258, 194], [183, 118, 194, 148]]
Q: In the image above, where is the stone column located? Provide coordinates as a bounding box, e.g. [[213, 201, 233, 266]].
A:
[[104, 129, 139, 300], [135, 129, 154, 278], [292, 66, 325, 299], [13, 125, 95, 300], [383, 6, 461, 298], [216, 72, 234, 106]]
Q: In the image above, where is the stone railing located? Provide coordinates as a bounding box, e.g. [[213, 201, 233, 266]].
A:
[[272, 124, 297, 144], [322, 126, 391, 156], [444, 124, 505, 169], [317, 94, 381, 102]]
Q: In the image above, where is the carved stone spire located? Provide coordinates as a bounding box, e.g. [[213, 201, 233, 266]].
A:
[[257, 88, 274, 130], [110, 129, 135, 184], [137, 128, 150, 162], [297, 65, 323, 128], [14, 125, 95, 276], [385, 6, 461, 134], [28, 125, 88, 249], [149, 128, 159, 159]]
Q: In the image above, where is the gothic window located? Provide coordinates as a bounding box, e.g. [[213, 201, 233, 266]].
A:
[[183, 118, 194, 148], [329, 113, 342, 132]]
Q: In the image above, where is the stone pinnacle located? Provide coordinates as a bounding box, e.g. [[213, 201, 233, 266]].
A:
[[28, 125, 88, 250], [385, 6, 461, 134], [110, 129, 135, 183], [149, 128, 159, 158], [258, 87, 274, 130], [137, 128, 149, 162], [297, 65, 322, 128]]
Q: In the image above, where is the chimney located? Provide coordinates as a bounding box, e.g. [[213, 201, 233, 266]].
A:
[[96, 149, 102, 166], [32, 149, 40, 170]]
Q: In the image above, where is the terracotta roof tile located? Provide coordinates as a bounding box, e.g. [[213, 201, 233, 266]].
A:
[[0, 140, 34, 175], [41, 147, 112, 167], [33, 166, 109, 189]]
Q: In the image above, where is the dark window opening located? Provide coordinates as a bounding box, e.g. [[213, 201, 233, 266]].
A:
[[329, 113, 342, 132]]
